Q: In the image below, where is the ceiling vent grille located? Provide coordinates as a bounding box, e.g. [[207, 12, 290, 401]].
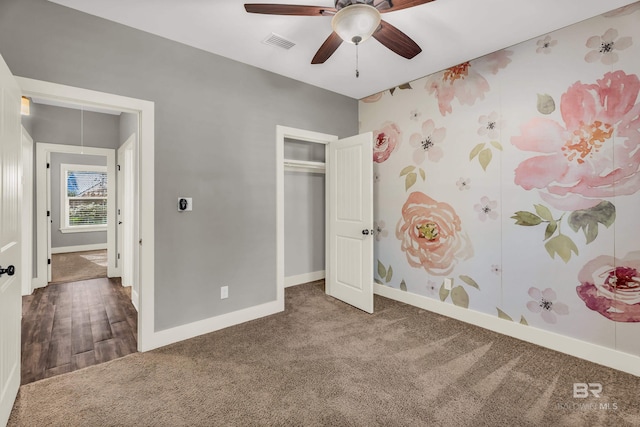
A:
[[263, 33, 296, 50]]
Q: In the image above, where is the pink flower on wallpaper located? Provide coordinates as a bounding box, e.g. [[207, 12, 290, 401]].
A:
[[526, 287, 569, 324], [576, 251, 640, 322], [536, 35, 558, 54], [373, 121, 402, 163], [585, 28, 632, 65], [477, 111, 503, 139], [396, 192, 473, 276], [604, 3, 640, 17], [361, 92, 383, 103], [409, 119, 445, 164], [512, 71, 640, 211], [409, 109, 422, 121], [424, 50, 513, 116], [474, 196, 498, 221]]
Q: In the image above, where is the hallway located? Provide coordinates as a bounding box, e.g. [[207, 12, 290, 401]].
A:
[[21, 277, 137, 384]]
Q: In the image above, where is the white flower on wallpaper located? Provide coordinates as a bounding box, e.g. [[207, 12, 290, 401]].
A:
[[409, 109, 422, 121], [456, 177, 471, 191], [491, 264, 502, 275], [409, 119, 446, 164], [424, 50, 513, 116], [536, 35, 558, 54], [374, 220, 389, 241], [474, 196, 499, 221], [526, 287, 569, 324], [477, 111, 503, 139], [585, 28, 632, 65]]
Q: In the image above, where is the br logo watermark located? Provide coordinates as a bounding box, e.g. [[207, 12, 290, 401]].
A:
[[556, 383, 618, 411], [573, 383, 602, 398]]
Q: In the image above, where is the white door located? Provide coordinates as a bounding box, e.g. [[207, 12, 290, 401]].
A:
[[0, 53, 23, 426], [117, 136, 134, 290], [326, 132, 374, 313]]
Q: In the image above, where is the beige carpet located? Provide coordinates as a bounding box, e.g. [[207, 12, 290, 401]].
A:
[[50, 250, 108, 284], [9, 282, 640, 426]]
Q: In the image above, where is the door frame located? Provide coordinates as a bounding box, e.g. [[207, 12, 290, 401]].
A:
[[36, 143, 116, 284], [18, 77, 155, 351], [21, 126, 34, 296], [275, 125, 337, 308]]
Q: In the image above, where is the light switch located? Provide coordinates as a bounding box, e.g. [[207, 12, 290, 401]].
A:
[[178, 197, 192, 211]]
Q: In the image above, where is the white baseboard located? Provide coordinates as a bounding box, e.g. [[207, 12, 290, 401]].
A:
[[143, 299, 283, 351], [284, 270, 325, 288], [131, 289, 139, 312], [374, 284, 640, 377], [51, 243, 107, 254]]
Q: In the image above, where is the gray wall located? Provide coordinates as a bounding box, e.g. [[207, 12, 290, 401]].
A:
[[0, 0, 358, 331], [119, 112, 137, 148], [29, 103, 120, 149], [50, 153, 107, 249]]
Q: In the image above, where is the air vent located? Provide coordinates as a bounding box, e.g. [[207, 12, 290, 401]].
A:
[[263, 33, 296, 50]]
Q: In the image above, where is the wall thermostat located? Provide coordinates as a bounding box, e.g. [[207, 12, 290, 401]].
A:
[[178, 197, 192, 211]]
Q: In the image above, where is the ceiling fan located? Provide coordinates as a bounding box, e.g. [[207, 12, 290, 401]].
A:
[[244, 0, 434, 64]]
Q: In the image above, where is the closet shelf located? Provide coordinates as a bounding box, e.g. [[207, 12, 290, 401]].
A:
[[284, 159, 325, 173]]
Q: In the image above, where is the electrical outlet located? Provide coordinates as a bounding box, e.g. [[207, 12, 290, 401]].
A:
[[444, 278, 453, 291], [220, 286, 229, 299]]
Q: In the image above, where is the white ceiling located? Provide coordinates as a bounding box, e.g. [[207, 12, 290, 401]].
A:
[[49, 0, 638, 100]]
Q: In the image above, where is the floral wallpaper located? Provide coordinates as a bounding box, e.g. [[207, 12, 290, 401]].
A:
[[359, 3, 640, 357]]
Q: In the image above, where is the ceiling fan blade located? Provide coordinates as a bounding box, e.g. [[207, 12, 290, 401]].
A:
[[311, 32, 343, 64], [244, 4, 336, 16], [373, 20, 422, 59], [381, 0, 435, 13]]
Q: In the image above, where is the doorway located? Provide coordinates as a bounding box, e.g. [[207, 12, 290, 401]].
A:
[[17, 76, 156, 353], [276, 126, 374, 313]]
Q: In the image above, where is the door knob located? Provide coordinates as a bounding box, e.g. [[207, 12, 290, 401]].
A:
[[0, 265, 15, 277], [362, 229, 373, 236]]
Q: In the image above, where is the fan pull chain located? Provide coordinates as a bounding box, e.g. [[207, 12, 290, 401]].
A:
[[355, 41, 359, 78]]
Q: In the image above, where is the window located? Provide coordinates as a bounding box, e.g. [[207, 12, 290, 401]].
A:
[[60, 164, 108, 233]]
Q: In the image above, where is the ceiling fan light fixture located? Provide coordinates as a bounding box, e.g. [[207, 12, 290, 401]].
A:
[[331, 4, 381, 45]]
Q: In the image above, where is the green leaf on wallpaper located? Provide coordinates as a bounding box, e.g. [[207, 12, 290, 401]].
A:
[[400, 279, 407, 292], [398, 83, 413, 90], [399, 165, 416, 176], [419, 168, 426, 181], [511, 211, 543, 226], [469, 143, 486, 160], [497, 308, 513, 321], [544, 234, 579, 263], [544, 221, 558, 241], [374, 278, 383, 285], [459, 275, 480, 289], [490, 140, 503, 151], [377, 260, 386, 279], [479, 148, 492, 171], [568, 201, 616, 244], [386, 266, 393, 283], [389, 87, 396, 96], [534, 204, 554, 222], [405, 173, 417, 191], [439, 283, 450, 302], [537, 93, 556, 115], [451, 286, 469, 308], [520, 316, 529, 325]]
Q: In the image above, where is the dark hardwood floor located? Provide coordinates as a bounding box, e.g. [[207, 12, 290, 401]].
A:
[[21, 277, 138, 384]]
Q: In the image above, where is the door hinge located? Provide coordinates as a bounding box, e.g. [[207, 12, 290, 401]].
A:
[[117, 165, 121, 171], [117, 253, 120, 260], [47, 210, 50, 217], [48, 258, 51, 265], [46, 163, 50, 169], [139, 239, 142, 246]]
